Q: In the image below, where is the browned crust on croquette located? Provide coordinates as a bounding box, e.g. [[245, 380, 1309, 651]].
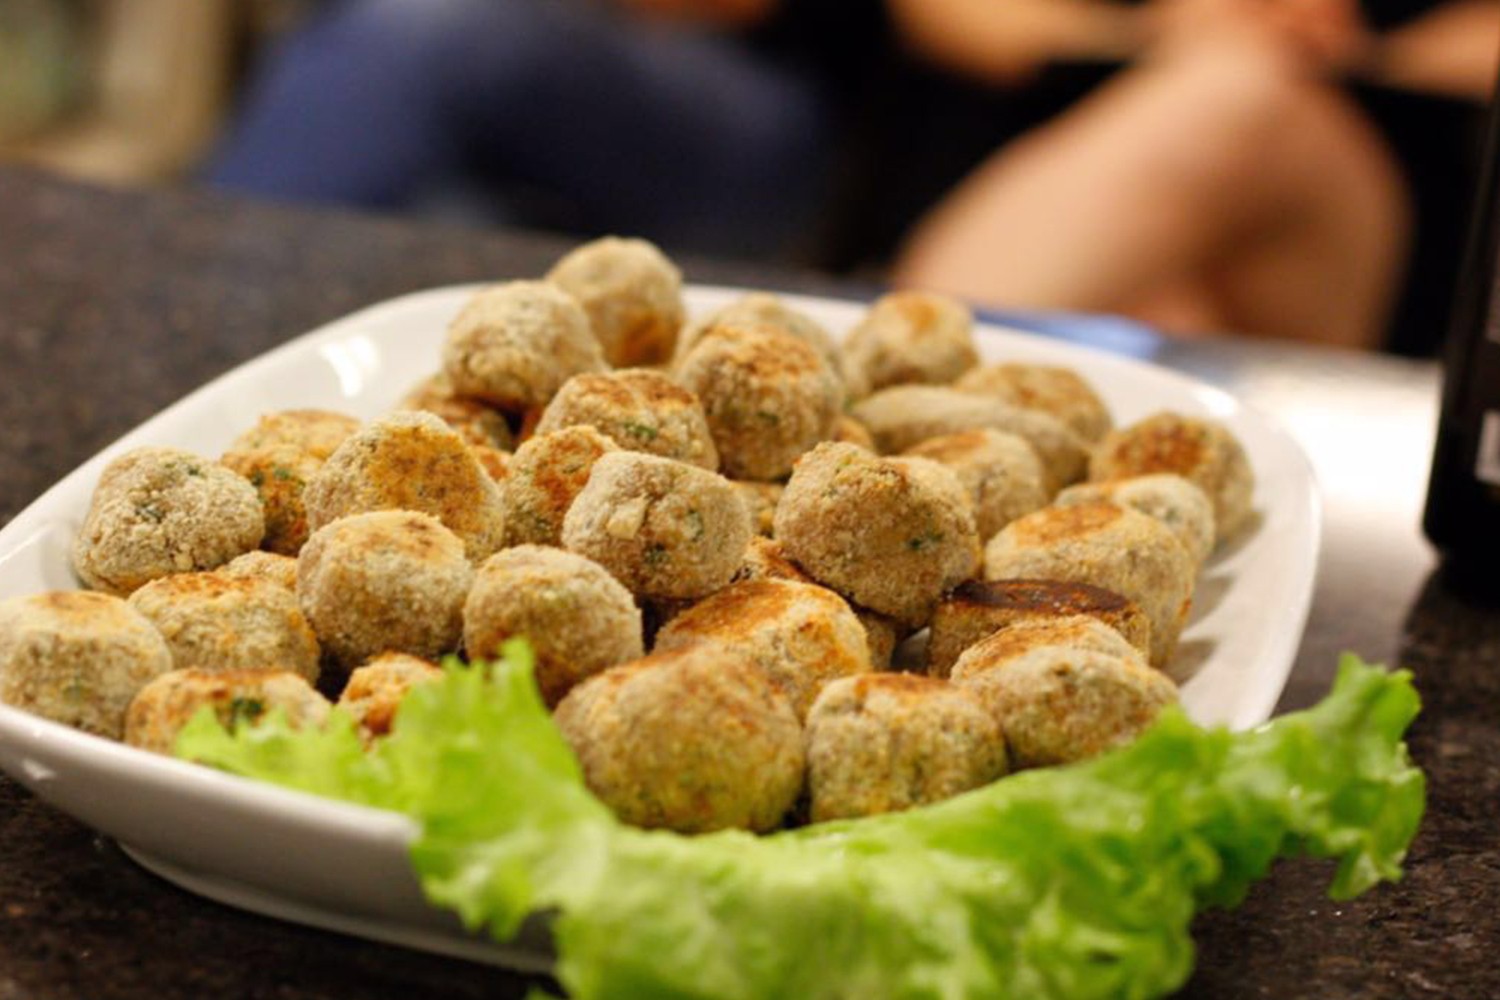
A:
[[225, 410, 361, 461], [503, 426, 618, 548], [126, 667, 330, 755], [338, 653, 442, 742], [733, 537, 816, 585], [546, 237, 684, 367], [954, 364, 1112, 443], [1003, 501, 1124, 547], [398, 374, 515, 450], [304, 411, 506, 562], [927, 579, 1152, 678], [534, 369, 718, 469]]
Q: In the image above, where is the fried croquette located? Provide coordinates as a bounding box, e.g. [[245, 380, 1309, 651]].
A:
[[73, 447, 264, 595], [396, 373, 515, 450], [805, 673, 1005, 821], [126, 668, 330, 755], [128, 572, 320, 682], [464, 545, 644, 707], [555, 644, 805, 833], [502, 425, 618, 548], [677, 291, 864, 399], [336, 652, 443, 745], [1089, 412, 1254, 542], [840, 291, 979, 392], [773, 442, 979, 626], [851, 385, 1088, 492], [903, 429, 1049, 541], [303, 410, 507, 562], [219, 550, 299, 593], [926, 579, 1153, 678], [1056, 473, 1216, 567], [534, 368, 718, 469], [954, 363, 1112, 443], [953, 645, 1177, 767], [947, 616, 1145, 681], [654, 579, 871, 720], [562, 452, 752, 600], [297, 510, 473, 670], [983, 501, 1194, 666], [0, 591, 172, 739], [442, 280, 606, 410], [546, 236, 684, 367], [676, 322, 842, 480]]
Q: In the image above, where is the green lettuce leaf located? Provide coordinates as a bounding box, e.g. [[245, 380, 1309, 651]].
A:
[[177, 649, 1423, 1000]]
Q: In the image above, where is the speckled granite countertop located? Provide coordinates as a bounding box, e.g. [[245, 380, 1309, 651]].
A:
[[0, 167, 1494, 999]]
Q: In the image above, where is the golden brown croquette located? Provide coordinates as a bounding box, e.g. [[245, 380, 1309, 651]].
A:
[[926, 579, 1153, 678], [554, 645, 804, 834], [297, 510, 474, 671], [546, 236, 684, 367], [503, 426, 619, 548], [903, 429, 1049, 541], [983, 501, 1194, 667], [562, 452, 752, 600], [464, 545, 644, 708], [73, 447, 264, 595], [396, 373, 515, 450], [336, 653, 443, 745], [127, 572, 320, 682], [442, 280, 606, 410], [840, 291, 979, 392], [1089, 412, 1254, 542], [954, 646, 1177, 767], [805, 673, 1005, 821], [676, 322, 842, 481], [126, 668, 330, 755], [0, 591, 173, 739], [773, 442, 979, 626], [303, 410, 507, 562], [534, 368, 718, 469], [653, 578, 871, 720], [1055, 473, 1216, 568], [954, 363, 1113, 443]]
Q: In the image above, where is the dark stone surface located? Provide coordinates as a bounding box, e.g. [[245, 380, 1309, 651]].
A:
[[0, 166, 1490, 998]]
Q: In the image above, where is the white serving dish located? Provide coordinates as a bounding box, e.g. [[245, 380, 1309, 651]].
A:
[[0, 285, 1319, 964]]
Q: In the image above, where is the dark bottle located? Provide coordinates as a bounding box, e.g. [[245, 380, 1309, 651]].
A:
[[1424, 75, 1500, 571]]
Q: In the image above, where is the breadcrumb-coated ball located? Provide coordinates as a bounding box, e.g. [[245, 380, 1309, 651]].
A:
[[503, 426, 618, 547], [396, 373, 515, 450], [554, 645, 804, 833], [774, 442, 979, 626], [954, 363, 1113, 443], [676, 323, 842, 480], [984, 501, 1194, 667], [442, 280, 606, 410], [126, 668, 330, 756], [73, 447, 264, 596], [221, 410, 360, 555], [954, 646, 1177, 767], [805, 673, 1005, 821], [927, 579, 1152, 678], [464, 545, 643, 707], [732, 481, 783, 537], [220, 444, 321, 556], [534, 368, 718, 469], [1090, 412, 1254, 542], [654, 579, 871, 720], [677, 292, 866, 399], [219, 550, 299, 592], [336, 652, 442, 745], [948, 615, 1145, 682], [469, 444, 512, 484], [840, 291, 979, 392], [546, 236, 684, 367], [298, 510, 474, 670], [903, 429, 1049, 541], [562, 452, 752, 600], [731, 538, 907, 670], [127, 572, 320, 682], [0, 591, 172, 739], [303, 410, 506, 562], [225, 409, 362, 461], [851, 385, 1088, 492], [1056, 473, 1216, 568]]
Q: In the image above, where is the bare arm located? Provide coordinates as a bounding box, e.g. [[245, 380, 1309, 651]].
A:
[[1364, 0, 1500, 99], [886, 0, 1151, 85]]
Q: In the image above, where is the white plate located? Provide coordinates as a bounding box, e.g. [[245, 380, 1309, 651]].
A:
[[0, 284, 1319, 964]]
